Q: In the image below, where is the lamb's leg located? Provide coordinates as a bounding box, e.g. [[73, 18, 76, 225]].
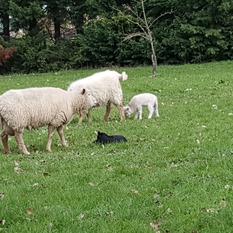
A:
[[154, 102, 159, 117], [57, 126, 68, 147], [103, 102, 112, 121], [148, 105, 154, 119], [117, 104, 125, 121], [138, 106, 143, 120], [46, 125, 56, 152], [134, 111, 139, 119], [1, 131, 11, 154], [15, 132, 30, 155]]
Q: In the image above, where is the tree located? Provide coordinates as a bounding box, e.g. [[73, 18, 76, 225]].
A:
[[117, 0, 172, 77], [69, 0, 117, 34], [43, 0, 71, 42], [69, 0, 85, 34], [9, 0, 43, 36], [172, 0, 233, 62]]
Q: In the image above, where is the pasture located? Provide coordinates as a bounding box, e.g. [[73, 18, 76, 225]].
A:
[[0, 61, 233, 232]]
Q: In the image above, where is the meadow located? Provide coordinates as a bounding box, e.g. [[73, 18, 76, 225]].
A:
[[0, 61, 232, 233]]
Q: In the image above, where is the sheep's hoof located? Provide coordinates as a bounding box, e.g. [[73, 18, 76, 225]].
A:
[[62, 142, 68, 147], [46, 147, 52, 153], [22, 151, 30, 155]]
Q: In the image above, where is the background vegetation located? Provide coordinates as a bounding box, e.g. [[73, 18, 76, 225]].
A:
[[0, 0, 233, 74], [0, 61, 233, 232]]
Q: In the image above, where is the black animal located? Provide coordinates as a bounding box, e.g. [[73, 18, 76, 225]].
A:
[[94, 131, 127, 144]]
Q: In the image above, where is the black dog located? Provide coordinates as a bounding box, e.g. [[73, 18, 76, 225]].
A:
[[94, 131, 127, 144]]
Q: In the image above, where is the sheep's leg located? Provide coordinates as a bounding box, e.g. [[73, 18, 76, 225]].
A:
[[134, 111, 139, 119], [1, 131, 11, 154], [78, 115, 83, 125], [78, 110, 91, 125], [103, 102, 112, 121], [5, 125, 15, 136], [86, 111, 92, 123], [78, 111, 86, 125], [148, 105, 154, 119], [116, 104, 125, 121], [15, 132, 30, 155], [46, 125, 56, 152], [57, 126, 68, 147]]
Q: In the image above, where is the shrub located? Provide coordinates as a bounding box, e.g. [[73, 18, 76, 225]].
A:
[[0, 45, 16, 65]]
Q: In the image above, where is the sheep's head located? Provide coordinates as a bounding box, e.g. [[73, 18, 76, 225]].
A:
[[123, 105, 132, 117], [81, 89, 99, 108]]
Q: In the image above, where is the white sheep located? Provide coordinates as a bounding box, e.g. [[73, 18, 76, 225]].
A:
[[124, 93, 159, 120], [67, 70, 128, 121], [0, 87, 98, 155]]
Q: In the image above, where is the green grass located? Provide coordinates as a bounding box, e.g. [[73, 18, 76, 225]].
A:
[[0, 61, 233, 232]]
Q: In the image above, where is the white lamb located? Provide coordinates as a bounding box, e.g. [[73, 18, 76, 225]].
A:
[[124, 93, 159, 120], [67, 70, 128, 121], [0, 87, 98, 155]]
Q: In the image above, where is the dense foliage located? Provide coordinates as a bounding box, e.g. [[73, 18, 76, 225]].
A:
[[0, 0, 233, 73]]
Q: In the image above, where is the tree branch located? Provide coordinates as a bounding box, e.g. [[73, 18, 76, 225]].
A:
[[123, 32, 148, 41], [149, 11, 173, 28], [123, 4, 145, 26]]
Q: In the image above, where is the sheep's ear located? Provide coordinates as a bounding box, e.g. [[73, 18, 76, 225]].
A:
[[81, 89, 86, 95], [122, 71, 128, 81]]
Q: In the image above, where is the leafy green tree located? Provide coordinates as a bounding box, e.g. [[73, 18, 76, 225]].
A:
[[9, 0, 44, 36], [69, 0, 118, 34], [69, 0, 85, 34], [157, 0, 233, 62], [43, 0, 71, 42], [77, 16, 122, 67]]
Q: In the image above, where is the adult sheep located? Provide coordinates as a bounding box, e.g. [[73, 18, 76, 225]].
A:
[[0, 87, 98, 155], [67, 70, 128, 122]]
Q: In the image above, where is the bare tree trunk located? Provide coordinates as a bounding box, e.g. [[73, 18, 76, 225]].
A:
[[150, 38, 157, 77], [28, 18, 40, 36], [141, 0, 157, 77], [54, 17, 61, 43], [2, 13, 10, 41]]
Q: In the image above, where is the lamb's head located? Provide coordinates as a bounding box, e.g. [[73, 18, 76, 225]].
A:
[[81, 89, 99, 108], [123, 105, 133, 117]]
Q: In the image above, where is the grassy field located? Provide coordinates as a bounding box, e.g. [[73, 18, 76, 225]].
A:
[[0, 61, 233, 233]]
